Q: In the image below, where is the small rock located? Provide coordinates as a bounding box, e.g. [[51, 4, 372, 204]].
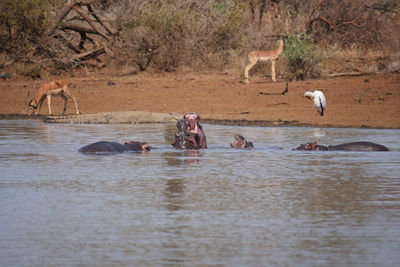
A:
[[0, 72, 10, 79]]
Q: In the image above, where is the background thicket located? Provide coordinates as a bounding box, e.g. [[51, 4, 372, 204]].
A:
[[0, 0, 399, 79]]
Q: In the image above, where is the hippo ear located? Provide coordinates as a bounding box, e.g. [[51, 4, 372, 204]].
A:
[[141, 144, 149, 151], [312, 141, 319, 150]]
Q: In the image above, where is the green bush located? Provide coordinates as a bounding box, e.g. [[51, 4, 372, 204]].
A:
[[0, 0, 63, 74], [116, 0, 247, 72], [282, 32, 325, 80], [0, 0, 57, 56], [12, 63, 45, 79]]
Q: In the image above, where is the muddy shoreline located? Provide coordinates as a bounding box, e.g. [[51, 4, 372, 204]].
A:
[[1, 112, 396, 129], [1, 72, 399, 129]]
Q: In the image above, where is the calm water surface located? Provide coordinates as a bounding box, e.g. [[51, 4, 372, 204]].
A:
[[1, 120, 399, 266]]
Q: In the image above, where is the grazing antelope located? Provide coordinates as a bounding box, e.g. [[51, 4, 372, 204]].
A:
[[25, 80, 81, 115], [244, 37, 284, 84], [304, 90, 326, 116]]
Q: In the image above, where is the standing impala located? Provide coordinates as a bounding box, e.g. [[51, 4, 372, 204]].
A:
[[25, 80, 81, 115], [244, 37, 284, 84]]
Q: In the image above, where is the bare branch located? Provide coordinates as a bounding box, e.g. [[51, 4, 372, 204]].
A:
[[54, 34, 82, 54], [87, 4, 116, 36], [308, 16, 333, 31], [47, 0, 96, 35], [0, 54, 14, 68], [306, 0, 329, 32], [73, 5, 110, 42], [72, 47, 105, 61], [60, 22, 98, 35]]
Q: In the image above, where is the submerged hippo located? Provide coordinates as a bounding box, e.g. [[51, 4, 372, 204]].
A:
[[171, 119, 195, 149], [293, 141, 389, 151], [230, 135, 254, 149], [79, 141, 151, 154], [172, 112, 207, 149]]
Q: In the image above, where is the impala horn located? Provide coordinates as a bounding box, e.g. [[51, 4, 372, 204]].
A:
[[24, 92, 35, 109], [24, 92, 31, 105]]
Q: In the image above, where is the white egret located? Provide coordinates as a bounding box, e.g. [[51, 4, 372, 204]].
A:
[[304, 90, 326, 116]]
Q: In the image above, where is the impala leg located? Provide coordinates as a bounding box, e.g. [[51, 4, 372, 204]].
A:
[[71, 96, 80, 115], [271, 60, 277, 83], [61, 94, 68, 115], [46, 95, 52, 114], [64, 89, 81, 115], [36, 98, 44, 115], [63, 88, 81, 115], [244, 61, 257, 84]]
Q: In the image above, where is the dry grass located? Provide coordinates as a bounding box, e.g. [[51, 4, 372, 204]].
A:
[[0, 0, 399, 77]]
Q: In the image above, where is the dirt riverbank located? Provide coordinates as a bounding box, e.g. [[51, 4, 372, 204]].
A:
[[1, 72, 399, 128]]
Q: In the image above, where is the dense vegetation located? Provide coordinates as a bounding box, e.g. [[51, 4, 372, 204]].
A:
[[0, 0, 399, 79]]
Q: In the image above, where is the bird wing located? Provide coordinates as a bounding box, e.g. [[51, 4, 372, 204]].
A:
[[318, 93, 326, 108], [315, 91, 326, 116], [318, 97, 324, 116]]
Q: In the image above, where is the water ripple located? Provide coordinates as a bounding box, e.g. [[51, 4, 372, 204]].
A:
[[0, 120, 399, 266]]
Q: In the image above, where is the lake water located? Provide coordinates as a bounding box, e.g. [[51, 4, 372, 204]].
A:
[[1, 120, 399, 266]]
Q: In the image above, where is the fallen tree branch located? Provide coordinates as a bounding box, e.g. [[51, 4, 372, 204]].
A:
[[78, 32, 96, 50], [44, 1, 115, 68], [60, 22, 98, 35], [47, 0, 95, 35], [323, 71, 373, 77], [72, 47, 105, 61], [73, 5, 110, 42], [54, 34, 82, 54], [259, 83, 289, 95], [87, 4, 116, 36], [264, 102, 289, 107]]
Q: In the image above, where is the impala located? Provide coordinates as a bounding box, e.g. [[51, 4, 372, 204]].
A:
[[25, 80, 81, 115], [244, 37, 284, 84]]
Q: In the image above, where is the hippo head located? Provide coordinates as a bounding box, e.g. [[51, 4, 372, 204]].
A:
[[172, 113, 207, 149], [172, 119, 191, 149], [293, 141, 328, 151], [183, 112, 207, 149], [172, 119, 200, 149], [176, 119, 191, 136], [124, 141, 152, 151], [230, 135, 254, 149], [183, 112, 201, 132]]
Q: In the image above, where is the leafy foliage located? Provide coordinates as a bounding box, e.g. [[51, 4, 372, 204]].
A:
[[0, 0, 398, 78], [282, 32, 325, 80], [10, 62, 45, 79], [0, 0, 58, 58], [116, 0, 247, 72]]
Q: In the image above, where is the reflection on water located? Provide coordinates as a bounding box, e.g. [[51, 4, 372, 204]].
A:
[[0, 120, 400, 266]]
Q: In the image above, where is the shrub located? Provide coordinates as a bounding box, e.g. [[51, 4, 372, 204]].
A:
[[0, 0, 57, 58], [11, 62, 45, 79], [0, 0, 65, 74], [282, 32, 325, 80], [115, 0, 247, 72]]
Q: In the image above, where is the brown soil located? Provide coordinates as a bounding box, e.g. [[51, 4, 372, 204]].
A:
[[1, 71, 399, 128]]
